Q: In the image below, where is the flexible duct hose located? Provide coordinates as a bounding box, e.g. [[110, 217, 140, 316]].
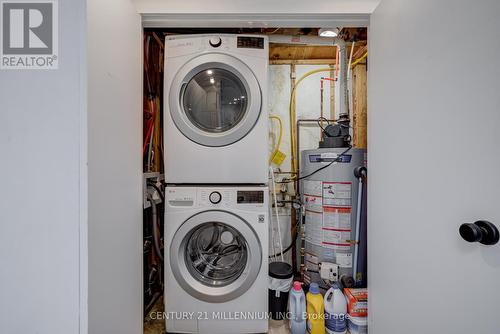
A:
[[147, 192, 163, 261]]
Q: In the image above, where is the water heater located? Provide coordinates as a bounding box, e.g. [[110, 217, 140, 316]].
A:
[[300, 147, 367, 287]]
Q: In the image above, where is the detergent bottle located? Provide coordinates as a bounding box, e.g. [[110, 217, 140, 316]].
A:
[[288, 281, 306, 334], [324, 283, 348, 334], [306, 283, 325, 334]]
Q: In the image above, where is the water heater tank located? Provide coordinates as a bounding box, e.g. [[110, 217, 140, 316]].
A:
[[300, 147, 366, 285]]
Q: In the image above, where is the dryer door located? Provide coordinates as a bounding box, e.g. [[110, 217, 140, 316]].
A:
[[169, 54, 262, 147], [170, 210, 262, 303]]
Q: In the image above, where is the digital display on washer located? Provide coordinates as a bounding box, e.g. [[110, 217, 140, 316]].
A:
[[237, 36, 265, 49], [237, 191, 264, 203]]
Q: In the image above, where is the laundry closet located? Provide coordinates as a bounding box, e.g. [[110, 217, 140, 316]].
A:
[[141, 26, 368, 334]]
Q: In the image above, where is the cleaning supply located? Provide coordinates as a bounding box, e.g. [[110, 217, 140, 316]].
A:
[[344, 288, 368, 317], [306, 283, 325, 334], [288, 281, 307, 334], [324, 283, 347, 334], [347, 315, 368, 334]]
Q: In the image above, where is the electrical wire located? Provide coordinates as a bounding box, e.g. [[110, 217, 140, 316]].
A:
[[317, 117, 331, 132], [269, 115, 283, 165], [279, 145, 353, 184], [268, 242, 294, 259], [270, 166, 284, 262], [298, 145, 352, 181]]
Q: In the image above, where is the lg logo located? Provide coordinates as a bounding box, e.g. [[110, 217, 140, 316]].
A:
[[1, 0, 58, 69]]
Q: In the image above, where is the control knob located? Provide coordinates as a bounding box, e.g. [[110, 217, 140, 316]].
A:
[[209, 36, 222, 47], [209, 191, 222, 204]]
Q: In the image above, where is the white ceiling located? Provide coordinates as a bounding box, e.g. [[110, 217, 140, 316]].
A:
[[134, 0, 381, 14]]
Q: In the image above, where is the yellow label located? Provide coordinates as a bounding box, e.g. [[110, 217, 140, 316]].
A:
[[271, 150, 286, 166]]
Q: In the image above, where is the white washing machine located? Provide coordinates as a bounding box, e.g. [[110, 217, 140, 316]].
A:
[[164, 186, 269, 334], [164, 34, 269, 184]]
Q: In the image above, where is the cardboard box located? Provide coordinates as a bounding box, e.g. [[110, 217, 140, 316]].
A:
[[344, 288, 368, 317]]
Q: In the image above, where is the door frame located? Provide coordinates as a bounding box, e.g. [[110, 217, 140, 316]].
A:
[[139, 8, 372, 327], [82, 10, 375, 334]]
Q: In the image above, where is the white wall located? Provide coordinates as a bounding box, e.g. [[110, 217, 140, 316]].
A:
[[0, 0, 86, 333], [133, 0, 380, 14], [368, 0, 500, 333], [87, 0, 142, 333], [269, 65, 334, 184]]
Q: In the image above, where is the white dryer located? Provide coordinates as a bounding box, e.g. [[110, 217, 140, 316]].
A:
[[164, 186, 269, 334], [164, 34, 269, 184]]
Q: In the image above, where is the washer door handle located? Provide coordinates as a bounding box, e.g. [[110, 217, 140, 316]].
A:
[[459, 220, 499, 245]]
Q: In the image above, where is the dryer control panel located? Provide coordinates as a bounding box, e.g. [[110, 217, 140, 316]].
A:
[[236, 190, 265, 204]]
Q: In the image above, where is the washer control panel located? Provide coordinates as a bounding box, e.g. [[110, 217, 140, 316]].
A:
[[166, 187, 267, 209]]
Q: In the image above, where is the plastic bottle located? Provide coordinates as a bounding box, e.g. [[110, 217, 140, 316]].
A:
[[288, 281, 307, 334], [324, 283, 348, 334], [306, 283, 325, 334]]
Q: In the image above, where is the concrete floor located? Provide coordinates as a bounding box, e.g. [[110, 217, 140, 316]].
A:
[[143, 296, 291, 334], [143, 296, 314, 334]]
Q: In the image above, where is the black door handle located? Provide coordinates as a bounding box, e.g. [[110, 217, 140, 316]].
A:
[[459, 220, 499, 245]]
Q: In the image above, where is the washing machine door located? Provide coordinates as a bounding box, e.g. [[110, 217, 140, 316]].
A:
[[169, 54, 262, 147], [170, 210, 262, 303]]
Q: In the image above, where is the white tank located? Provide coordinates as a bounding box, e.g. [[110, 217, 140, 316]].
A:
[[299, 148, 367, 285]]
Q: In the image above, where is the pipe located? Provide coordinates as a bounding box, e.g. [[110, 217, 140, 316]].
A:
[[270, 166, 284, 262], [319, 77, 335, 140], [273, 35, 349, 175], [335, 38, 349, 119], [295, 118, 336, 194], [289, 68, 332, 176], [269, 115, 283, 165], [351, 52, 368, 68], [147, 266, 158, 295], [144, 292, 162, 317], [269, 34, 342, 46], [347, 41, 355, 79], [353, 176, 363, 282], [352, 167, 366, 285], [147, 192, 163, 261], [269, 35, 350, 119]]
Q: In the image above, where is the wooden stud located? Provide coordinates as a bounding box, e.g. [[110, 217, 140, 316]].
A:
[[352, 64, 367, 148]]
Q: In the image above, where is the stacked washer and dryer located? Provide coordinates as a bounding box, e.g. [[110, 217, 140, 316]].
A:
[[163, 34, 270, 334]]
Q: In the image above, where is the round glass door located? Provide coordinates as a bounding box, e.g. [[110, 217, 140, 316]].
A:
[[185, 222, 248, 287], [169, 210, 262, 303], [182, 68, 248, 133], [169, 54, 262, 147]]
